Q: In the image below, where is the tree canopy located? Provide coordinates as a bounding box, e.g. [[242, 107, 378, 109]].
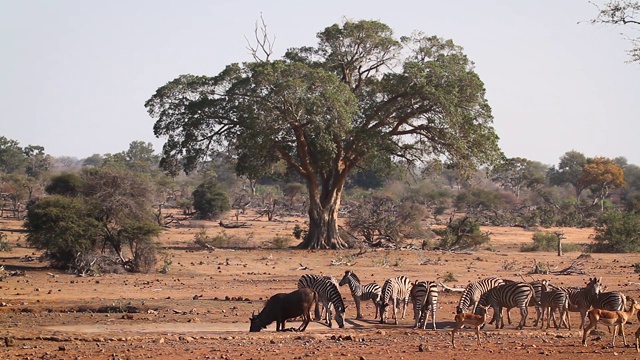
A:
[[590, 0, 640, 63], [146, 19, 503, 249]]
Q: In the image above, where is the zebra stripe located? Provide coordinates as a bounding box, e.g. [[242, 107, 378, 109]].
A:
[[539, 280, 570, 330], [498, 280, 543, 327], [563, 277, 603, 330], [297, 274, 339, 321], [457, 277, 504, 314], [593, 291, 626, 311], [478, 281, 534, 330], [379, 276, 412, 325], [299, 277, 345, 328], [338, 270, 381, 320], [410, 280, 438, 330]]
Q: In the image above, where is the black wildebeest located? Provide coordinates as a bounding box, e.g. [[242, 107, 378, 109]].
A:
[[249, 288, 316, 332]]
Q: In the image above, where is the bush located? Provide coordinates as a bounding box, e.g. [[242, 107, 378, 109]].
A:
[[192, 180, 230, 220], [591, 211, 640, 252], [0, 232, 11, 252], [24, 196, 100, 268], [193, 228, 249, 248], [433, 216, 490, 250], [521, 231, 559, 252], [45, 173, 83, 196], [269, 236, 294, 249], [292, 224, 306, 240]]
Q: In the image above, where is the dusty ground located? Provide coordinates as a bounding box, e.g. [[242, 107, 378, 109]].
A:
[[1, 212, 640, 360]]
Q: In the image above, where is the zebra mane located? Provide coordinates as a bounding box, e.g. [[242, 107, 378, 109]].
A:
[[349, 271, 361, 283]]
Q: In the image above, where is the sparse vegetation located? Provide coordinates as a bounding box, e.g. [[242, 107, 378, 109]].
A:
[[0, 232, 11, 252], [269, 236, 293, 249], [442, 272, 457, 282]]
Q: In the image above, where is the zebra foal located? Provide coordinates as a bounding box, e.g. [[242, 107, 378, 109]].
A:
[[338, 270, 381, 320]]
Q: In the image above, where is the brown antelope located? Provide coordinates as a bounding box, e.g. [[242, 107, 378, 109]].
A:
[[635, 311, 640, 352], [451, 304, 490, 348], [582, 297, 640, 347]]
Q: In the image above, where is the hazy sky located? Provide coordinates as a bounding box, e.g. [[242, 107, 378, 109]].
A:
[[1, 1, 638, 166]]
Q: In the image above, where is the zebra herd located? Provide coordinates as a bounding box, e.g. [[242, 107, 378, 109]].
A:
[[269, 272, 639, 350], [296, 271, 437, 330]]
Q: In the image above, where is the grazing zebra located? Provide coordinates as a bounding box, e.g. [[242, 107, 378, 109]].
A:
[[379, 276, 412, 325], [456, 277, 504, 315], [539, 280, 570, 330], [297, 274, 339, 320], [410, 280, 438, 330], [338, 270, 381, 320], [478, 281, 535, 330]]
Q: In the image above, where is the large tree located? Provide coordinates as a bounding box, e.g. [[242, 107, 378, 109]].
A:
[[146, 20, 502, 249], [491, 157, 547, 199]]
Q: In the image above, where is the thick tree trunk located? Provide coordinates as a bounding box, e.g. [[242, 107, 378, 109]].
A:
[[299, 192, 348, 249]]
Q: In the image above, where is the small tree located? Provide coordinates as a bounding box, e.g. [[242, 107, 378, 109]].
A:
[[433, 216, 490, 250], [45, 173, 83, 196], [591, 210, 640, 252], [25, 196, 100, 268], [192, 180, 230, 220]]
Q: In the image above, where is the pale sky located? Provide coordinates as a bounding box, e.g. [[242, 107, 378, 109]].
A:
[[1, 1, 638, 166]]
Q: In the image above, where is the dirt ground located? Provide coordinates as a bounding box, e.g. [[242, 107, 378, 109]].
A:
[[1, 212, 640, 360]]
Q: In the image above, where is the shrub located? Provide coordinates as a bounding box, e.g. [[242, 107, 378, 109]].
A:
[[591, 211, 640, 253], [192, 180, 230, 220], [45, 173, 83, 196], [634, 263, 640, 274], [442, 272, 457, 282], [521, 231, 559, 252], [292, 224, 306, 240], [0, 232, 11, 252], [270, 236, 293, 249], [433, 216, 490, 250]]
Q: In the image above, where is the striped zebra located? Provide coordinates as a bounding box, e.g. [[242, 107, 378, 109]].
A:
[[297, 274, 339, 321], [558, 277, 602, 331], [298, 276, 345, 328], [338, 270, 381, 320], [593, 290, 626, 334], [410, 280, 438, 330], [456, 277, 504, 315], [477, 281, 535, 330], [498, 280, 543, 328], [539, 280, 570, 330], [379, 276, 412, 325]]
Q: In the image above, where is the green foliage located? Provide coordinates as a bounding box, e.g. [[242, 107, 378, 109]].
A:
[[269, 236, 294, 249], [0, 232, 11, 252], [591, 210, 640, 252], [292, 224, 306, 240], [0, 136, 27, 174], [442, 272, 457, 282], [146, 19, 503, 249], [521, 231, 560, 252], [433, 216, 490, 250], [45, 173, 83, 196], [192, 180, 230, 220], [24, 196, 100, 268], [193, 228, 248, 248]]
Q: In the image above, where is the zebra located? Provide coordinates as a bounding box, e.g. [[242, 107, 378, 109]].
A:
[[410, 280, 438, 330], [558, 277, 603, 331], [297, 274, 339, 321], [298, 277, 345, 328], [539, 280, 570, 330], [338, 270, 381, 320], [456, 277, 504, 315], [498, 280, 543, 328], [477, 281, 535, 330], [593, 290, 626, 334], [379, 276, 412, 325]]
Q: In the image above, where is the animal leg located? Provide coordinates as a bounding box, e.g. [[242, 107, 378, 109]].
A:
[[355, 297, 363, 319]]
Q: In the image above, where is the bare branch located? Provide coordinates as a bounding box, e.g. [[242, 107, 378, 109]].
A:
[[244, 13, 275, 62]]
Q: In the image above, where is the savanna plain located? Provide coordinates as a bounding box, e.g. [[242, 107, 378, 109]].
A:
[[1, 212, 639, 360]]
